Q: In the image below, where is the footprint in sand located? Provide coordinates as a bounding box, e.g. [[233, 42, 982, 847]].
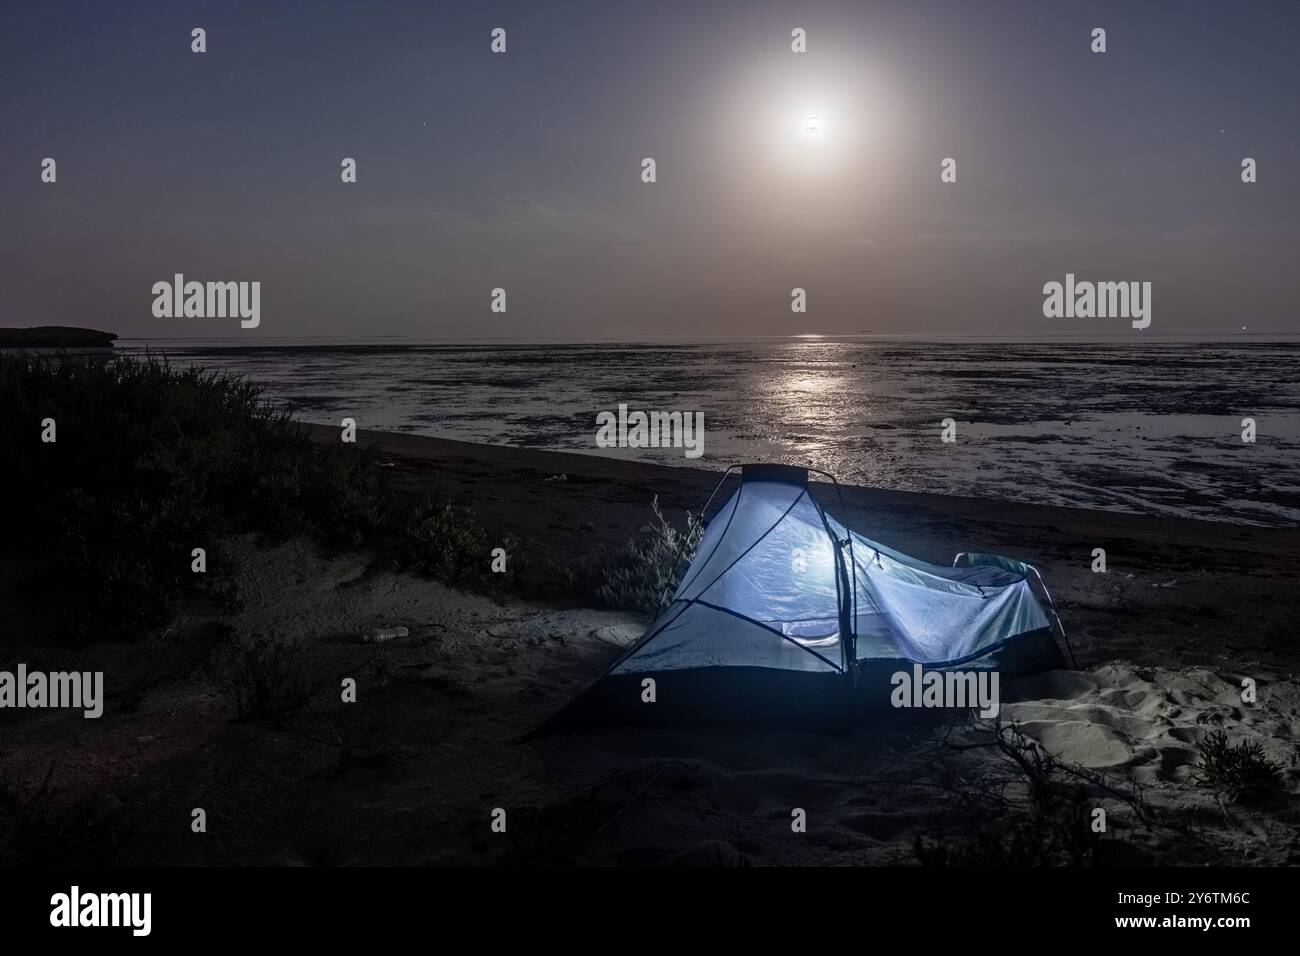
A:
[[1015, 719, 1133, 769], [591, 624, 643, 648]]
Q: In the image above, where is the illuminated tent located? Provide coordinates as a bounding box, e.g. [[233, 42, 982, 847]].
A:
[[550, 464, 1070, 729]]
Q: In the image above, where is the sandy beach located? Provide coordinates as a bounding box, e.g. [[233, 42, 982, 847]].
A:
[[2, 426, 1296, 866]]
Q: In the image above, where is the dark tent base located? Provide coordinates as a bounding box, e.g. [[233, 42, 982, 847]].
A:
[[540, 628, 1066, 734], [545, 667, 852, 733]]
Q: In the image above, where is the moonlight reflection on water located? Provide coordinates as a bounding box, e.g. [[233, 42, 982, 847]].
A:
[[124, 338, 1300, 527]]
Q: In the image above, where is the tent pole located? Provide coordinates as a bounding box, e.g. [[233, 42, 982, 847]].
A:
[[807, 468, 858, 673], [651, 465, 740, 619], [808, 474, 856, 728]]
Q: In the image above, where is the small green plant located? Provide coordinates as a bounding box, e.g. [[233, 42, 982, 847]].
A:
[[564, 496, 702, 614], [210, 636, 315, 724], [389, 498, 518, 588], [1193, 730, 1282, 798]]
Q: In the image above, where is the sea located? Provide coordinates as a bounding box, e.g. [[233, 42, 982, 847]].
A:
[[118, 336, 1300, 527]]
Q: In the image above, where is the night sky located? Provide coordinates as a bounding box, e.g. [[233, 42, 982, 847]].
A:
[[2, 0, 1297, 339]]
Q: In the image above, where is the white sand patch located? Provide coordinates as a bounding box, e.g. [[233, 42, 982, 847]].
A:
[[1005, 663, 1300, 797], [1014, 720, 1134, 769]]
